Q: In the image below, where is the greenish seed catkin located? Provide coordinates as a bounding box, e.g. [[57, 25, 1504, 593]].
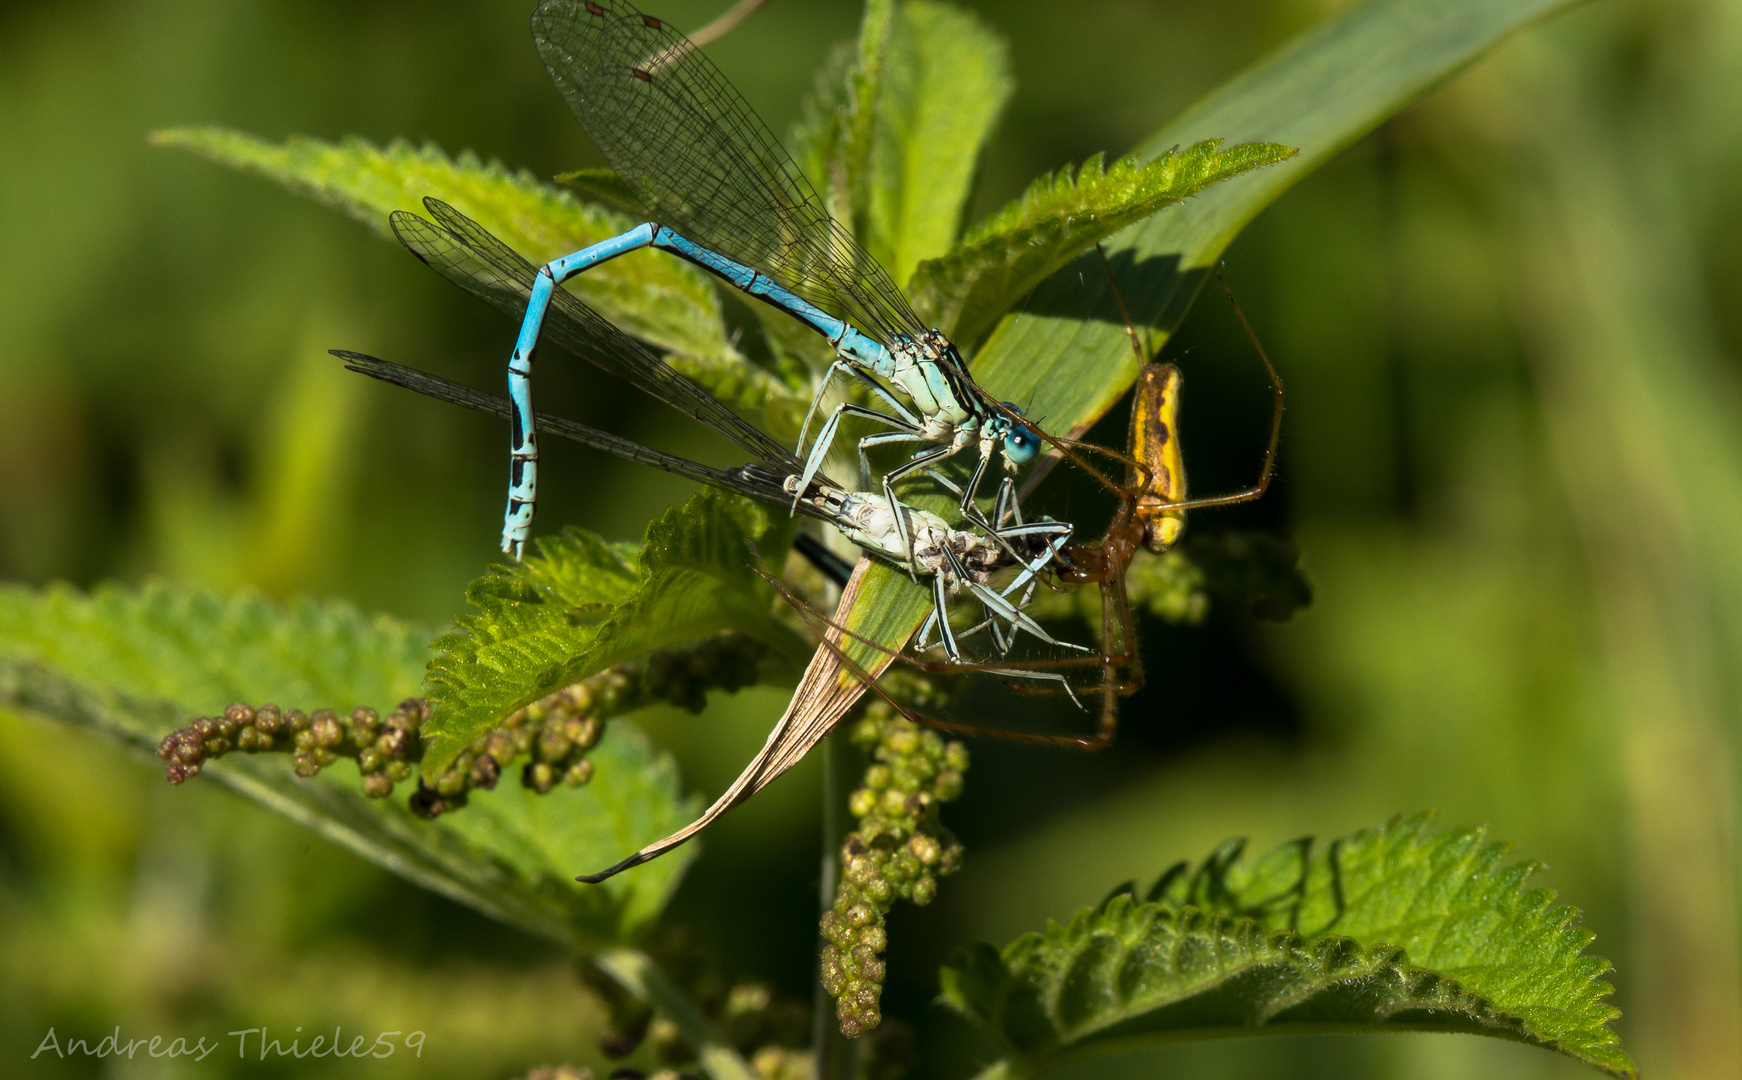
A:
[[154, 633, 767, 818], [820, 704, 968, 1037]]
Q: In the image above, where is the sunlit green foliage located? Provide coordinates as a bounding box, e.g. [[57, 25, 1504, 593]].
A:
[[846, 0, 1596, 752], [944, 816, 1631, 1079], [789, 0, 1012, 368], [0, 581, 431, 719], [0, 581, 697, 945], [424, 490, 805, 775], [152, 128, 784, 414], [907, 141, 1296, 346]]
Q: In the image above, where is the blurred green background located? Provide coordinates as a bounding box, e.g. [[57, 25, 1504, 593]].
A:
[[2, 0, 1739, 1077]]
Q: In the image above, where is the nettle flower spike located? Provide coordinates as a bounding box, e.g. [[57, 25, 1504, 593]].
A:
[[156, 633, 769, 818], [820, 704, 970, 1036]]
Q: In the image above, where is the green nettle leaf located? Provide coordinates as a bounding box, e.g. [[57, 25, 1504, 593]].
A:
[[843, 0, 897, 222], [0, 582, 696, 946], [421, 489, 808, 776], [795, 0, 896, 228], [969, 0, 1588, 443], [788, 1, 1009, 289], [865, 1, 1012, 284], [783, 38, 875, 379], [151, 128, 792, 415], [940, 815, 1634, 1080], [0, 581, 432, 716], [906, 140, 1295, 346], [843, 0, 1589, 722], [790, 38, 863, 229]]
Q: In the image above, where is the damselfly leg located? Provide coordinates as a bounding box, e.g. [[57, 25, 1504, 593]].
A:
[[756, 565, 1134, 749]]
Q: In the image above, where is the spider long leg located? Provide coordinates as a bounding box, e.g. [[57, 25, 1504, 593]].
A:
[[985, 668, 1087, 711], [1135, 268, 1286, 516], [1080, 578, 1133, 750], [1154, 267, 1285, 511], [1097, 242, 1151, 371]]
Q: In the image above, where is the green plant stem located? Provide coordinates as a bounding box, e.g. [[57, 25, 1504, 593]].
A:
[[592, 948, 758, 1080], [812, 730, 861, 1080], [684, 0, 773, 50]]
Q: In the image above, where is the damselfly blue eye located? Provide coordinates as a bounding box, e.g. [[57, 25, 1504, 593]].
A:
[[998, 403, 1039, 463]]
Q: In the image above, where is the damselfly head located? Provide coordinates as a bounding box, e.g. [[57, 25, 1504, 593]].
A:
[[999, 402, 1041, 465]]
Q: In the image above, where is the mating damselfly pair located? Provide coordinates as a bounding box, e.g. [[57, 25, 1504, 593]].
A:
[[338, 0, 1284, 878]]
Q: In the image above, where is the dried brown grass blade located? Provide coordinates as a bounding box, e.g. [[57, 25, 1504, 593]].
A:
[[576, 558, 882, 883]]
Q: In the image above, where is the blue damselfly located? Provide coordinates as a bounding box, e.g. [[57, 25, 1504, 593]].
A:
[[490, 0, 1055, 562]]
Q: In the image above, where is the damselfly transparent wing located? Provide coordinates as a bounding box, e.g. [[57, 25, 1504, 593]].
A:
[[531, 0, 927, 344], [336, 352, 818, 503], [335, 353, 878, 532]]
